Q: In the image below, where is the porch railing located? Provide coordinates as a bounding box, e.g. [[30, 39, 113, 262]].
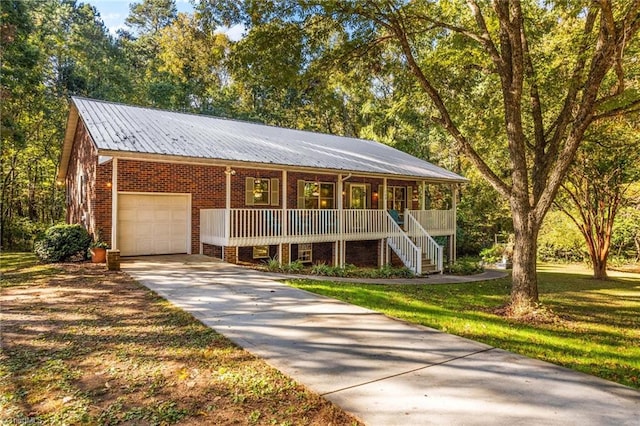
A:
[[200, 208, 444, 274], [408, 209, 455, 236], [406, 212, 443, 272], [200, 209, 227, 246], [201, 208, 391, 247]]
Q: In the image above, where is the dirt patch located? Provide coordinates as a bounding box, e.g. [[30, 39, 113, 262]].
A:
[[1, 260, 361, 425]]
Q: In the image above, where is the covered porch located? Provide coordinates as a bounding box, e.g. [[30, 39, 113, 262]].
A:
[[200, 207, 455, 274], [198, 168, 459, 275]]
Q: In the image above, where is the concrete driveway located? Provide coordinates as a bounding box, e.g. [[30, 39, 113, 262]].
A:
[[122, 255, 640, 425]]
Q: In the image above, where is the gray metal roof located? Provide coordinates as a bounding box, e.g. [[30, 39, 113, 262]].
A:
[[70, 97, 466, 182]]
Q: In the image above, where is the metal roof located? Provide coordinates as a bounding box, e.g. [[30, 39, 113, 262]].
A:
[[67, 97, 466, 182]]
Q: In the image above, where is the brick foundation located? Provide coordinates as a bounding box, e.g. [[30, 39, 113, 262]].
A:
[[203, 243, 222, 259], [280, 244, 290, 264], [224, 246, 238, 264]]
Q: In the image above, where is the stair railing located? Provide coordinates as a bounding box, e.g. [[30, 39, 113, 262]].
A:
[[386, 212, 422, 275], [406, 211, 444, 273]]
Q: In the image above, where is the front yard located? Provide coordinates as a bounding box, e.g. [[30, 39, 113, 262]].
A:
[[289, 263, 640, 390], [0, 252, 360, 425]]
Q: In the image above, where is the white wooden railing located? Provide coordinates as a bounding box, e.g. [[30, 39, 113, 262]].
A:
[[385, 212, 422, 275], [200, 209, 226, 246], [343, 209, 387, 239], [231, 208, 283, 245], [200, 208, 446, 274], [408, 209, 455, 236], [287, 209, 339, 242], [406, 212, 444, 273]]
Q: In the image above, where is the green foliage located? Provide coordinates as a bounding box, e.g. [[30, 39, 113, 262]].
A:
[[445, 257, 484, 275], [554, 118, 640, 274], [283, 260, 305, 273], [479, 245, 505, 264], [264, 258, 305, 273], [1, 217, 47, 251], [457, 174, 512, 256], [612, 207, 640, 261], [311, 262, 414, 278], [34, 224, 91, 263], [537, 211, 587, 262]]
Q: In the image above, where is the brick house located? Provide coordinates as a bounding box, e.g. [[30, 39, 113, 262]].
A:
[[58, 97, 466, 274]]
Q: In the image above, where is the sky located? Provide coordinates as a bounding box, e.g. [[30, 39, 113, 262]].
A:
[[90, 0, 243, 39]]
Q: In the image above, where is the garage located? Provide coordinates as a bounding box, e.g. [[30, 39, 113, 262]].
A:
[[118, 193, 190, 256]]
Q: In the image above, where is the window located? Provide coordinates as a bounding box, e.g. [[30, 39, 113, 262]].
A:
[[298, 243, 312, 263], [245, 177, 279, 206], [386, 186, 406, 211], [349, 184, 369, 209], [299, 181, 334, 209], [253, 245, 270, 259], [80, 174, 87, 206]]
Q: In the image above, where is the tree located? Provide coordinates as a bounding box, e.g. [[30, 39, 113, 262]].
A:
[[121, 0, 178, 107], [555, 119, 640, 279], [1, 0, 132, 249], [198, 1, 640, 311], [125, 0, 177, 35]]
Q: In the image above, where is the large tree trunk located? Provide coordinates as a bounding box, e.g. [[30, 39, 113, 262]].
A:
[[510, 204, 540, 311]]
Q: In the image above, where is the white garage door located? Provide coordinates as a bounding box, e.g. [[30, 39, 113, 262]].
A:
[[118, 193, 189, 256]]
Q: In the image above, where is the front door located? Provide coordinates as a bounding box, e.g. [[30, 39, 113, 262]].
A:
[[350, 184, 368, 209]]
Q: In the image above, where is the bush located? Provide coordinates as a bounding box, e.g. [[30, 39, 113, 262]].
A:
[[34, 224, 91, 263], [446, 257, 484, 275], [310, 262, 333, 276], [283, 260, 305, 273], [480, 245, 505, 264], [265, 257, 281, 272]]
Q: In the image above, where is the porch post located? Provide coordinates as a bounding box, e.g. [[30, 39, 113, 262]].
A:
[[382, 177, 388, 265], [224, 167, 232, 260], [111, 158, 118, 249], [421, 180, 426, 210], [451, 184, 458, 263], [280, 170, 288, 265], [337, 174, 344, 267], [382, 177, 388, 211]]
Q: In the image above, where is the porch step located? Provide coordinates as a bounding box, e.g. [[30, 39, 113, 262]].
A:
[[421, 259, 437, 274]]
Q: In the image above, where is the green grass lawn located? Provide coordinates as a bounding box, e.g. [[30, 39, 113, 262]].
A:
[[288, 264, 640, 390]]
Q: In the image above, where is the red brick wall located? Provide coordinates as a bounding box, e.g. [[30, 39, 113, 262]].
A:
[[345, 240, 379, 267], [290, 242, 333, 265], [238, 245, 278, 263], [117, 159, 226, 253], [65, 120, 101, 239], [202, 243, 222, 258]]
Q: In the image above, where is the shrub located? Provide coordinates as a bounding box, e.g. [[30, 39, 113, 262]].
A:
[[264, 257, 281, 272], [283, 260, 305, 273], [376, 264, 414, 278], [446, 257, 484, 275], [311, 262, 333, 276], [34, 224, 91, 263], [480, 245, 505, 264]]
